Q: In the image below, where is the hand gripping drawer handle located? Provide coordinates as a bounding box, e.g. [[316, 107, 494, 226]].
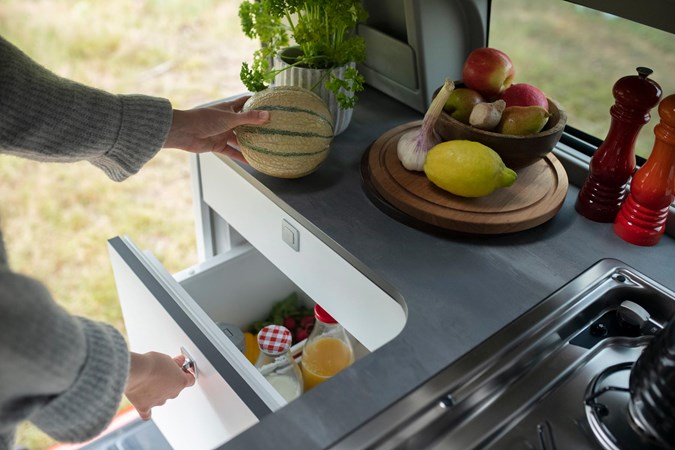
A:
[[180, 346, 198, 379]]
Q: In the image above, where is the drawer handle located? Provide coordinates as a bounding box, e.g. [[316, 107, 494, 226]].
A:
[[180, 346, 198, 379]]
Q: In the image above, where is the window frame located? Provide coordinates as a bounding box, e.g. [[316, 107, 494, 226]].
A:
[[563, 0, 675, 35], [485, 0, 675, 236]]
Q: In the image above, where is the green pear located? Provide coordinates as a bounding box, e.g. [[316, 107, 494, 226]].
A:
[[444, 88, 484, 124], [497, 106, 551, 135]]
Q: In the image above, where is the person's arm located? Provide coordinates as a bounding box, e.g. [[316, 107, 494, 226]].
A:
[[0, 35, 269, 181], [0, 35, 266, 442], [0, 268, 130, 444], [0, 233, 196, 442], [0, 35, 172, 182]]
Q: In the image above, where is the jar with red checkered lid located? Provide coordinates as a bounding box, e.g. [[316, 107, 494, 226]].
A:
[[255, 324, 303, 401]]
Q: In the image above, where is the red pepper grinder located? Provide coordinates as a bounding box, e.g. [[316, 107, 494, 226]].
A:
[[614, 94, 675, 246], [576, 67, 662, 222]]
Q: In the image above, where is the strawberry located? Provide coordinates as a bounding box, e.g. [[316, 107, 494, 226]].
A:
[[296, 328, 309, 342], [283, 316, 297, 330]]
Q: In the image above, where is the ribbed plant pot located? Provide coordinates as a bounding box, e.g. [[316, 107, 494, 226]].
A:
[[273, 47, 354, 135]]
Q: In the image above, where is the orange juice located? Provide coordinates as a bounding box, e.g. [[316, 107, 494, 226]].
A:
[[301, 337, 354, 390]]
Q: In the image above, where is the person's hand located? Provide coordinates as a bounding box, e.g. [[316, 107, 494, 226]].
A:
[[125, 351, 195, 420], [163, 96, 269, 163]]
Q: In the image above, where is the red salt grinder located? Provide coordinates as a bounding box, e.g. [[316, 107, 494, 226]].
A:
[[614, 94, 675, 246], [576, 67, 662, 222]]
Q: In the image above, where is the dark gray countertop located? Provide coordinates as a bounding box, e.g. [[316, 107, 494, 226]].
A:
[[223, 88, 675, 449]]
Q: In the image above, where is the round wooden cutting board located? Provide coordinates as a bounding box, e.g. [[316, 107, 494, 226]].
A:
[[364, 121, 569, 234]]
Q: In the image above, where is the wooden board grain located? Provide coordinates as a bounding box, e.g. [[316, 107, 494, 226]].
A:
[[365, 121, 569, 234]]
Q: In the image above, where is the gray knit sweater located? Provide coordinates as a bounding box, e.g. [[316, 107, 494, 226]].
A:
[[0, 36, 173, 449]]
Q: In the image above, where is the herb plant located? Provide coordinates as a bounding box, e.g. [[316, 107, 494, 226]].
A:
[[239, 0, 368, 109]]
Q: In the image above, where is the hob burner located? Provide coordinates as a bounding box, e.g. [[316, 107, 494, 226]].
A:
[[585, 362, 667, 449]]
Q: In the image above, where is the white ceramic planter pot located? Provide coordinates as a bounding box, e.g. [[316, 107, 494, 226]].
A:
[[273, 47, 354, 135]]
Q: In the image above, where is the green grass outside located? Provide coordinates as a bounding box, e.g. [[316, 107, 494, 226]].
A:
[[1, 1, 256, 448], [1, 1, 673, 448], [491, 0, 675, 158]]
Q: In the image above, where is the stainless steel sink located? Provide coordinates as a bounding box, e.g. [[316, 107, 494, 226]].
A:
[[332, 259, 675, 450]]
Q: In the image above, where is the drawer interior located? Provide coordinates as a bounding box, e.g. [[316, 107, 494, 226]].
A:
[[178, 247, 305, 331], [174, 245, 368, 401]]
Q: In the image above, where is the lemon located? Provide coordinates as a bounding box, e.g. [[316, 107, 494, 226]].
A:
[[424, 140, 517, 197]]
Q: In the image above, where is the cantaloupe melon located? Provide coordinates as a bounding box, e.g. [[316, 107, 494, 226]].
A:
[[235, 86, 334, 178]]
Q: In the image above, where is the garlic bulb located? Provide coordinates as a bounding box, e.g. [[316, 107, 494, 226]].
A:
[[397, 78, 455, 171], [397, 129, 429, 171], [469, 99, 506, 130]]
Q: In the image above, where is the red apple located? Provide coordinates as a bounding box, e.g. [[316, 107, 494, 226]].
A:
[[443, 88, 485, 124], [500, 83, 549, 109], [462, 47, 515, 98]]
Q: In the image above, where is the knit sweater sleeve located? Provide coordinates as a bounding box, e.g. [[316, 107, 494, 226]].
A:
[[0, 34, 170, 446], [0, 35, 172, 181], [0, 264, 130, 444]]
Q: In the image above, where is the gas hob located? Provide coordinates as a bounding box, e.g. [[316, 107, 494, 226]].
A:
[[333, 259, 675, 450]]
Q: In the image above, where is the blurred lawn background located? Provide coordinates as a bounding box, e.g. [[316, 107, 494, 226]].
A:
[[0, 1, 256, 448], [1, 0, 673, 448], [491, 0, 675, 159]]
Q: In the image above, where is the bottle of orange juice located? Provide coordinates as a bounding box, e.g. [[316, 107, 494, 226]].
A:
[[301, 304, 354, 390]]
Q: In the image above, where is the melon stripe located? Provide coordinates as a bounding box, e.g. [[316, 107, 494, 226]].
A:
[[236, 125, 332, 140], [238, 136, 328, 157], [254, 105, 333, 128]]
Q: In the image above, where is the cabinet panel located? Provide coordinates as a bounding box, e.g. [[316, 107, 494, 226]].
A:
[[198, 153, 407, 351]]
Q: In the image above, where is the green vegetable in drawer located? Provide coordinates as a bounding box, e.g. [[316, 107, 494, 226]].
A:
[[249, 292, 315, 344]]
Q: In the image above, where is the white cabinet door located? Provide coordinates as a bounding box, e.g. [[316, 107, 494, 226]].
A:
[[108, 236, 281, 450]]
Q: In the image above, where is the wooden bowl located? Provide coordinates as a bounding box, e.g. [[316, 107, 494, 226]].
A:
[[434, 90, 567, 169]]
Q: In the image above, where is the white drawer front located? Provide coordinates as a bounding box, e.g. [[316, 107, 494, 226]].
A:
[[108, 237, 276, 450], [199, 153, 406, 351]]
